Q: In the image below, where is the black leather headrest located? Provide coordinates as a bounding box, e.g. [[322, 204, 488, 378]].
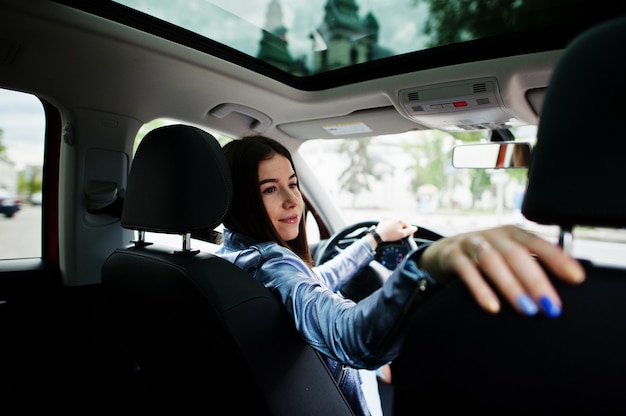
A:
[[121, 124, 232, 234], [522, 17, 626, 229]]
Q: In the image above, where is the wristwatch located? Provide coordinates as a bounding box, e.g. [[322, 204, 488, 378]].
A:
[[368, 225, 383, 245]]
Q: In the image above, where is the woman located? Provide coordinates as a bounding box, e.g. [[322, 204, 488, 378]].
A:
[[215, 136, 585, 416]]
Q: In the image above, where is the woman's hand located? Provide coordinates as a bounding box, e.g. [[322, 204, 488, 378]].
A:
[[419, 225, 585, 317], [367, 217, 418, 250], [376, 217, 418, 243]]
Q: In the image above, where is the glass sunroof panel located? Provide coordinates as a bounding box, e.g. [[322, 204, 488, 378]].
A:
[[114, 0, 618, 77]]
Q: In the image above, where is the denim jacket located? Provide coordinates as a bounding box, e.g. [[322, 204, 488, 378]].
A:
[[215, 228, 436, 415]]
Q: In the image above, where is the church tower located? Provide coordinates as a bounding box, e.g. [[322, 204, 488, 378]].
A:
[[257, 0, 308, 76], [311, 0, 384, 73]]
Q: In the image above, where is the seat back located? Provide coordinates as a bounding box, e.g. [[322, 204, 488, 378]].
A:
[[101, 125, 354, 414], [392, 17, 626, 414], [521, 18, 626, 233]]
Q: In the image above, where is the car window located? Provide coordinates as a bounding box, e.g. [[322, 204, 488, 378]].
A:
[[0, 88, 45, 259]]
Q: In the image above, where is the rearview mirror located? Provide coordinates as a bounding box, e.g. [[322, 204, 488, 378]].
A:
[[451, 142, 532, 169]]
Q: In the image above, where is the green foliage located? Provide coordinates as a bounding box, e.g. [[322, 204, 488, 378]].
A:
[[16, 166, 42, 197], [416, 0, 582, 47], [332, 129, 530, 210], [507, 167, 529, 183], [448, 131, 488, 143], [420, 0, 520, 46], [469, 169, 492, 206], [401, 131, 454, 194], [337, 138, 381, 204]]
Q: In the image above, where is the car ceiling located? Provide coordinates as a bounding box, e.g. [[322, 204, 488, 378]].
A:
[[0, 0, 619, 142]]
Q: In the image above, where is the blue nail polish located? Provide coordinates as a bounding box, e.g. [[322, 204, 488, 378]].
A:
[[539, 296, 561, 318], [517, 294, 538, 316]]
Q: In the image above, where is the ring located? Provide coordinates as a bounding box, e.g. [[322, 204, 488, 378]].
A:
[[469, 235, 485, 263]]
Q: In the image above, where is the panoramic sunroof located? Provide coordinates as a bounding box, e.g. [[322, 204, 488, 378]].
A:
[[114, 0, 616, 79]]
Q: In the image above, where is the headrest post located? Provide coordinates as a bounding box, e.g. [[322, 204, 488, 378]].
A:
[[175, 233, 199, 255], [131, 230, 152, 248], [182, 233, 192, 252], [558, 227, 573, 255]]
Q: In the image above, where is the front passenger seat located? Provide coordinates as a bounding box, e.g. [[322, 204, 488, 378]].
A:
[[101, 124, 355, 415], [392, 16, 626, 414]]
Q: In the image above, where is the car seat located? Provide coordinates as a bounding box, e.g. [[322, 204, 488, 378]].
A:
[[392, 16, 626, 414], [100, 124, 355, 414]]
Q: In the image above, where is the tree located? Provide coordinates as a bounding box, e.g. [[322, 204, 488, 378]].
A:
[[402, 131, 454, 197], [469, 168, 492, 209], [448, 131, 485, 144], [414, 0, 582, 48], [418, 0, 520, 46], [17, 166, 42, 198], [337, 137, 381, 206]]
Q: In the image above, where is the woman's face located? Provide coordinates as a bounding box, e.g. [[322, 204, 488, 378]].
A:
[[258, 154, 303, 242]]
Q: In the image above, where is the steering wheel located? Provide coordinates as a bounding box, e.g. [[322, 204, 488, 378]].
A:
[[314, 220, 444, 302]]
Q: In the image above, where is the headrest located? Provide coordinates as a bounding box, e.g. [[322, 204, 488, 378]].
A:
[[522, 17, 626, 229], [121, 124, 232, 234]]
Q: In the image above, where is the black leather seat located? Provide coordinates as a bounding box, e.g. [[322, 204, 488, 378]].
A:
[[392, 16, 626, 415], [101, 125, 354, 414]]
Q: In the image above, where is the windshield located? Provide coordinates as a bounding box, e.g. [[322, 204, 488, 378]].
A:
[[298, 129, 535, 237], [297, 130, 626, 268]]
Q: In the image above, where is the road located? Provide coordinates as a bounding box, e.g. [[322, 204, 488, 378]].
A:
[[0, 204, 41, 259]]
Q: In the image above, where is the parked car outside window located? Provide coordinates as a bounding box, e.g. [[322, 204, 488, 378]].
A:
[[0, 187, 20, 218]]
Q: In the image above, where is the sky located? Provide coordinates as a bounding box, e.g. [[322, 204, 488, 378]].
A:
[[0, 89, 45, 170]]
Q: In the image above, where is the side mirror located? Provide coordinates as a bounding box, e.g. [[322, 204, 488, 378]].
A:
[[451, 142, 532, 169]]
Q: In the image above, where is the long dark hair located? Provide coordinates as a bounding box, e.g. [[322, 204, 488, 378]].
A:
[[222, 136, 313, 267]]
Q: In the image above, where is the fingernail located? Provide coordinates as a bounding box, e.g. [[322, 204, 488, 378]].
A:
[[539, 296, 561, 318], [517, 294, 538, 316]]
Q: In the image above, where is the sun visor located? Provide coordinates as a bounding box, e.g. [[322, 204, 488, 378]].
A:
[[278, 106, 427, 140], [399, 77, 525, 132]]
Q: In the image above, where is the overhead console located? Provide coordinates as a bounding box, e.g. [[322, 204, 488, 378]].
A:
[[398, 77, 526, 132]]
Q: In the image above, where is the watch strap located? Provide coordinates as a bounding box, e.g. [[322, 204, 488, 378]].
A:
[[368, 225, 383, 245]]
